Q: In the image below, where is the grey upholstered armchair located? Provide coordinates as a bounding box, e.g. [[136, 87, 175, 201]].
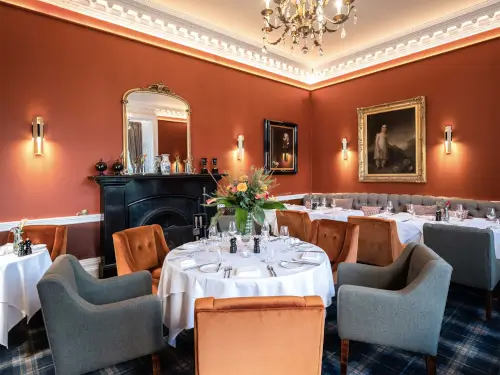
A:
[[337, 243, 452, 375], [37, 255, 164, 375], [424, 224, 499, 321]]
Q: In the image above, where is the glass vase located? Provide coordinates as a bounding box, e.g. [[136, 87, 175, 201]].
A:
[[13, 232, 22, 256], [243, 212, 253, 235]]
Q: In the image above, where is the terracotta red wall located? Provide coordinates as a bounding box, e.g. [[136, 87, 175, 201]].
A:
[[157, 120, 188, 165], [0, 3, 312, 224], [311, 37, 500, 201]]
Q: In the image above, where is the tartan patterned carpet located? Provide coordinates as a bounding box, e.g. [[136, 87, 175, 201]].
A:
[[1, 284, 500, 375]]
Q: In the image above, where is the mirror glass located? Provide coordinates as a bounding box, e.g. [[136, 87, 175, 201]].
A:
[[124, 86, 190, 174]]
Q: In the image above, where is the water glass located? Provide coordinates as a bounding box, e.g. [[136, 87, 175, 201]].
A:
[[240, 234, 252, 257], [487, 208, 497, 226], [456, 204, 464, 221], [279, 226, 290, 252], [228, 221, 237, 237], [262, 239, 275, 264], [332, 199, 336, 211], [407, 204, 415, 217], [321, 197, 327, 207], [208, 225, 218, 240], [261, 218, 270, 239], [386, 201, 394, 214]]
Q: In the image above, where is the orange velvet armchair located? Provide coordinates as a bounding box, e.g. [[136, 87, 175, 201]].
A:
[[8, 225, 67, 261], [194, 296, 325, 375], [276, 210, 312, 242], [308, 219, 359, 282], [347, 216, 405, 266], [112, 224, 169, 294]]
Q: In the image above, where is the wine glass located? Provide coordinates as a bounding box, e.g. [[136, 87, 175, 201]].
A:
[[386, 201, 394, 215], [262, 238, 275, 264], [321, 197, 327, 208], [487, 208, 497, 226], [332, 199, 337, 211], [240, 234, 252, 257], [228, 221, 237, 237], [261, 219, 270, 239], [407, 203, 415, 217], [279, 226, 290, 253], [456, 204, 464, 221]]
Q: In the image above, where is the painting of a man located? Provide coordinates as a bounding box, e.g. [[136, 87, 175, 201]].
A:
[[264, 120, 298, 175]]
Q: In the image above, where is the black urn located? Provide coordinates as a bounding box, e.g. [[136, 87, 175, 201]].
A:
[[211, 158, 218, 174], [112, 159, 124, 175], [95, 159, 107, 175], [201, 158, 208, 174]]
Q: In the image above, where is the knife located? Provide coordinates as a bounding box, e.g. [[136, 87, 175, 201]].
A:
[[216, 262, 222, 272]]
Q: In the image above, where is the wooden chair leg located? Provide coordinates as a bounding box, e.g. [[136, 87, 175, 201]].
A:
[[152, 353, 161, 375], [486, 291, 493, 321], [340, 339, 349, 375], [425, 355, 436, 375]]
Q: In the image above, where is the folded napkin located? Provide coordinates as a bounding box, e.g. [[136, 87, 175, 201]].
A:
[[235, 266, 261, 278], [0, 243, 13, 255], [301, 252, 320, 261], [180, 259, 197, 269]]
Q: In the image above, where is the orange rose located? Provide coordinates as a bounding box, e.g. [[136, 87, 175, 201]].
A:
[[236, 183, 248, 192], [239, 175, 248, 182]]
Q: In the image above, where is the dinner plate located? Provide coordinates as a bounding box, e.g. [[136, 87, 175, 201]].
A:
[[280, 261, 303, 269], [199, 263, 220, 273]]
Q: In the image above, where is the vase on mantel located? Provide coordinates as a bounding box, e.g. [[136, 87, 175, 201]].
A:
[[160, 154, 171, 175]]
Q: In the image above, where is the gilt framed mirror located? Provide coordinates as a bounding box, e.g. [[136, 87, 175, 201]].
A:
[[122, 82, 191, 174]]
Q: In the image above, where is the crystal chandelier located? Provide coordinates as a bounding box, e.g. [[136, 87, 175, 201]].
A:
[[261, 0, 357, 56]]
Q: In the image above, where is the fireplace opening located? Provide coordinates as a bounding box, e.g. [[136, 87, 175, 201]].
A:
[[141, 208, 193, 250]]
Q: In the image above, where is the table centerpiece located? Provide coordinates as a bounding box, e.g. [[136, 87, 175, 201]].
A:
[[205, 166, 286, 234]]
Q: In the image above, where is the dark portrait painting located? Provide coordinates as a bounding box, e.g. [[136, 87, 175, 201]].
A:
[[264, 120, 298, 175], [358, 97, 426, 183]]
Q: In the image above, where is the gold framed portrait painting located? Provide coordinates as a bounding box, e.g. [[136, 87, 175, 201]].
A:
[[358, 96, 426, 183]]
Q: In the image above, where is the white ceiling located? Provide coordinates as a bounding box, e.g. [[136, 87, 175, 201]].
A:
[[157, 0, 490, 68]]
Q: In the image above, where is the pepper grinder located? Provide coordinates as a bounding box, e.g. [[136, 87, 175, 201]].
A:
[[253, 237, 261, 254], [229, 238, 237, 254]]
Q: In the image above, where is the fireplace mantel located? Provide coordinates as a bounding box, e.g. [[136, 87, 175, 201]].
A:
[[89, 174, 221, 277]]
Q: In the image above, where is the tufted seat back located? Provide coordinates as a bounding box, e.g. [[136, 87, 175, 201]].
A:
[[276, 210, 312, 242], [112, 224, 169, 293], [304, 193, 500, 218]]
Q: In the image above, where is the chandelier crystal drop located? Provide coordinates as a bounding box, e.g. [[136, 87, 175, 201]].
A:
[[261, 0, 356, 56]]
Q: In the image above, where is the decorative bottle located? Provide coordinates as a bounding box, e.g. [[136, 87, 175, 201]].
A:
[[160, 154, 171, 175], [174, 155, 181, 174]]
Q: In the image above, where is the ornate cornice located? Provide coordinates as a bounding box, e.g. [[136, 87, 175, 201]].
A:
[[13, 0, 500, 86]]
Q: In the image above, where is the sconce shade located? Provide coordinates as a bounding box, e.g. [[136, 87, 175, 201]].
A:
[[32, 116, 44, 156], [342, 138, 348, 160], [237, 135, 244, 160], [444, 125, 452, 154]]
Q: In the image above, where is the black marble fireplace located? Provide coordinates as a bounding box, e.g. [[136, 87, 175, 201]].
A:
[[89, 174, 220, 277]]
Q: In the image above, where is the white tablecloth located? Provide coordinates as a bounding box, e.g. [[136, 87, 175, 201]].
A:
[[157, 240, 335, 346], [0, 248, 52, 347], [393, 216, 500, 258], [267, 205, 421, 244]]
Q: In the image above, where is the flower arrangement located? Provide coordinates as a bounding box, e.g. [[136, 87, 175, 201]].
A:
[[205, 166, 286, 232]]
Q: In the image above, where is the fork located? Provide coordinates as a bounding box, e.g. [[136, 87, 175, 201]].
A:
[[227, 265, 233, 278], [269, 265, 277, 277], [223, 267, 229, 278]]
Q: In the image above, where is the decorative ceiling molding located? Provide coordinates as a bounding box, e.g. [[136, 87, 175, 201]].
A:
[[127, 104, 187, 119], [12, 0, 500, 86], [312, 1, 500, 83]]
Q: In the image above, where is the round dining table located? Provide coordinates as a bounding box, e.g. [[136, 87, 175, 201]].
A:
[[0, 246, 52, 348], [157, 239, 335, 346]]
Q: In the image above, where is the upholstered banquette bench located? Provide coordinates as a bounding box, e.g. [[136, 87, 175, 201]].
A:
[[302, 193, 500, 218]]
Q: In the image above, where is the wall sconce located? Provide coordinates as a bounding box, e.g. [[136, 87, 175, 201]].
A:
[[32, 116, 44, 156], [237, 135, 244, 160], [444, 125, 452, 154], [342, 138, 348, 160]]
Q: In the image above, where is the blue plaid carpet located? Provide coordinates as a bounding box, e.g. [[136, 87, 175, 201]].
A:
[[1, 284, 500, 375]]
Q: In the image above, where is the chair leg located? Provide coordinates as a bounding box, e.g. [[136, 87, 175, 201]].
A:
[[340, 339, 349, 375], [486, 291, 493, 321], [152, 353, 161, 375], [425, 355, 436, 375]]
